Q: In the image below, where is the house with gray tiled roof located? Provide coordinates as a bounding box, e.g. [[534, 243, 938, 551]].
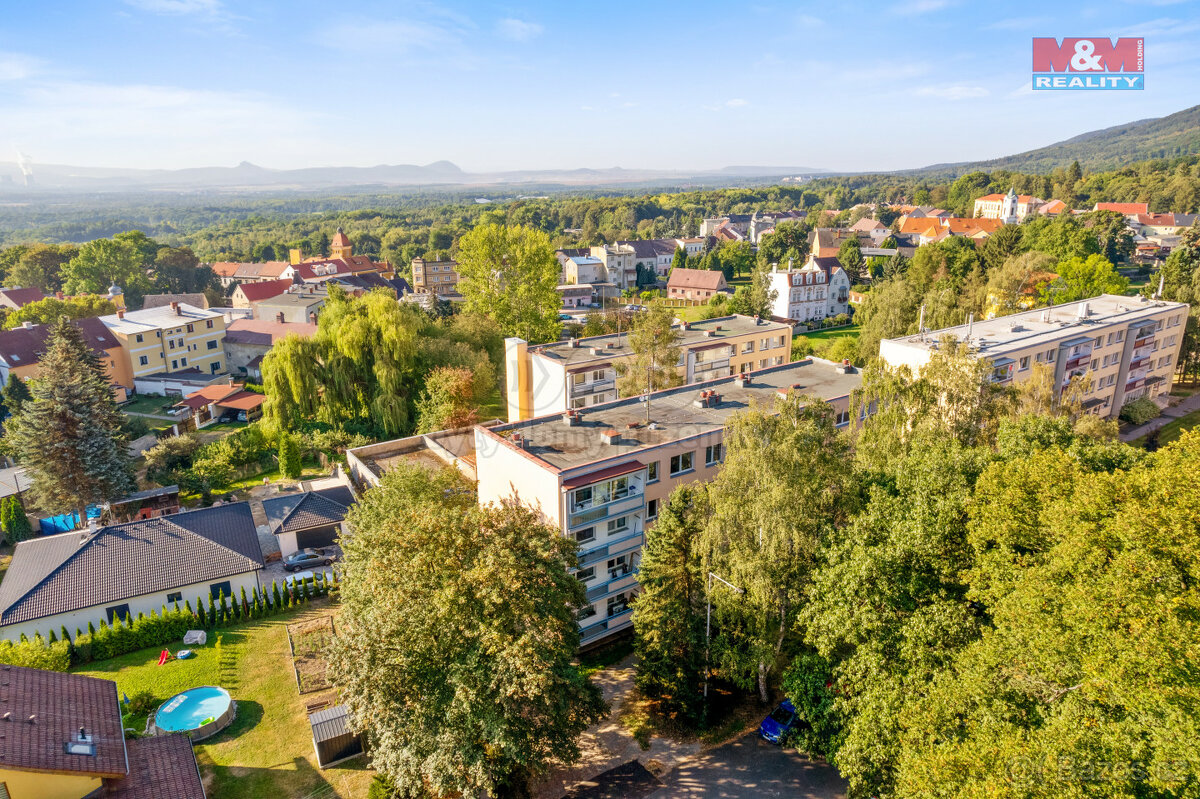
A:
[[0, 503, 263, 642], [262, 487, 354, 558]]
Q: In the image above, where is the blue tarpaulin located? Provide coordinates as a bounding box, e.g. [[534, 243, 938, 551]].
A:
[[38, 506, 102, 536]]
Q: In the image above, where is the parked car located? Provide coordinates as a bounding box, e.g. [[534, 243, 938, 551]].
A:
[[285, 568, 332, 588], [283, 548, 335, 572], [758, 699, 798, 744], [623, 304, 647, 312], [558, 313, 574, 321]]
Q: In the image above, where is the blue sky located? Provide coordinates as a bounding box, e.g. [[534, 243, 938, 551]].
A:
[[2, 1, 1198, 172]]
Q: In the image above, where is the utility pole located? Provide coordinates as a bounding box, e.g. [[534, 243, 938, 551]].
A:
[[704, 570, 744, 724]]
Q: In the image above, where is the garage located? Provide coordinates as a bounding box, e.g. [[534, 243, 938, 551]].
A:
[[262, 486, 355, 560], [297, 523, 340, 551]]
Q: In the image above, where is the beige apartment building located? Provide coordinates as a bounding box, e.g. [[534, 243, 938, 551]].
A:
[[411, 257, 459, 295], [879, 294, 1188, 418], [99, 302, 227, 381], [504, 314, 792, 422], [476, 359, 861, 645]]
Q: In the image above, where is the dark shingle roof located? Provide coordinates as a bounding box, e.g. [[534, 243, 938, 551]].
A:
[[0, 665, 127, 778], [262, 491, 351, 536], [309, 704, 353, 743], [101, 734, 206, 799], [142, 293, 208, 310], [0, 503, 262, 626], [0, 288, 47, 309]]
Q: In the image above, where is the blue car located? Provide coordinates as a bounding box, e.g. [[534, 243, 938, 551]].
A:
[[758, 699, 797, 744]]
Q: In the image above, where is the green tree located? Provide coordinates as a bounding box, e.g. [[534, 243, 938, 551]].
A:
[[415, 366, 479, 432], [2, 373, 32, 415], [757, 221, 812, 267], [326, 464, 606, 798], [615, 306, 682, 413], [671, 246, 688, 272], [3, 319, 134, 520], [1083, 209, 1135, 264], [703, 394, 854, 703], [1039, 254, 1128, 304], [0, 495, 31, 545], [2, 296, 118, 330], [633, 485, 708, 723], [726, 260, 777, 319], [278, 432, 302, 479], [455, 224, 561, 343], [62, 237, 149, 306], [837, 238, 865, 283], [9, 243, 73, 292], [984, 251, 1057, 317]]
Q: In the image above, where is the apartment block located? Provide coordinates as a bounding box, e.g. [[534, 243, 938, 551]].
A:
[[99, 302, 227, 382], [879, 294, 1188, 418], [411, 257, 459, 295], [475, 359, 861, 645], [504, 314, 792, 422]]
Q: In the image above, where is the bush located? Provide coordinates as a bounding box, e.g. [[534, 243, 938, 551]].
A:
[[127, 690, 157, 715], [0, 495, 32, 545], [1119, 396, 1159, 426], [0, 637, 71, 671], [368, 775, 399, 799]]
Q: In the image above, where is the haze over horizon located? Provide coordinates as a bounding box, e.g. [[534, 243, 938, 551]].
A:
[[3, 0, 1198, 174]]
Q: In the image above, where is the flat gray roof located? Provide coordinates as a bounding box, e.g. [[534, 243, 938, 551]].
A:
[[883, 294, 1187, 358], [482, 358, 861, 471], [532, 314, 790, 369]]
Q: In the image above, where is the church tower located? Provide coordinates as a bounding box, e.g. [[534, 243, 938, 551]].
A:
[[1001, 187, 1020, 225], [330, 226, 353, 260]]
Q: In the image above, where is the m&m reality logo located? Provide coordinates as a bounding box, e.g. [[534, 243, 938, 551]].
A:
[[1032, 38, 1144, 90]]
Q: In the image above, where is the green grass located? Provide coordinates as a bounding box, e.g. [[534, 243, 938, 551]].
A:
[[201, 421, 249, 434], [796, 323, 859, 343], [74, 605, 373, 799], [121, 394, 178, 417], [578, 635, 634, 679], [477, 384, 506, 422], [1145, 406, 1200, 447]]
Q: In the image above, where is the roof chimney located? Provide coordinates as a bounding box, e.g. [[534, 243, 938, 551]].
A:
[[276, 312, 285, 324], [20, 321, 33, 330], [735, 373, 750, 388], [600, 429, 619, 445], [116, 310, 124, 320]]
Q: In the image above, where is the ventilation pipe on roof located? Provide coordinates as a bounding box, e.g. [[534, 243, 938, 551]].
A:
[[600, 429, 619, 445]]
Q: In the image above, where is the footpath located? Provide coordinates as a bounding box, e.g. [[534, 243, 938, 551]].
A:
[[1119, 391, 1200, 442]]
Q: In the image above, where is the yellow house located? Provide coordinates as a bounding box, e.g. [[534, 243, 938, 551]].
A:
[[0, 317, 132, 401], [0, 666, 205, 798], [99, 302, 227, 385]]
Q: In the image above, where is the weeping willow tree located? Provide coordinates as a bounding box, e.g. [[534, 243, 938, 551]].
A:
[[262, 287, 496, 438]]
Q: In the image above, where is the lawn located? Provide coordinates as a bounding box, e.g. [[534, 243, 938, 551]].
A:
[[1144, 406, 1200, 447], [796, 323, 859, 344], [201, 421, 249, 434], [477, 384, 506, 422], [75, 604, 373, 799], [121, 394, 177, 418]]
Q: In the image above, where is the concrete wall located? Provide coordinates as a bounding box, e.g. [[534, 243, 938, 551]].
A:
[[0, 570, 261, 643], [474, 430, 563, 526]]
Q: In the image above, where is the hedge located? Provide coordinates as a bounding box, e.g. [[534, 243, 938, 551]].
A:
[[0, 572, 338, 671]]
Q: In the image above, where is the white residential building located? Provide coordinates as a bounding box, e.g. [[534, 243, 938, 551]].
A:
[[768, 256, 852, 323]]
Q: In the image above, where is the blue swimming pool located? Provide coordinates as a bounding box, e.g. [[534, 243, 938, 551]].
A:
[[154, 686, 234, 736]]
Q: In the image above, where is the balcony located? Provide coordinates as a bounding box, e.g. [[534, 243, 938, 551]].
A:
[[571, 378, 615, 396], [585, 570, 638, 603], [570, 490, 644, 528], [578, 530, 644, 569], [694, 358, 731, 374]]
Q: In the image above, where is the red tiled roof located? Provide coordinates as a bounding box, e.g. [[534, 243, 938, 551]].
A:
[[1136, 213, 1178, 226], [0, 665, 127, 778], [236, 278, 294, 302], [0, 317, 120, 369], [174, 383, 242, 410], [667, 268, 727, 291], [224, 318, 318, 346], [1094, 202, 1148, 215], [0, 288, 47, 309], [215, 391, 265, 411], [331, 227, 351, 248], [101, 734, 205, 799]]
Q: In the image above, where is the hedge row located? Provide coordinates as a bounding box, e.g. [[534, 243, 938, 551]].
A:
[[0, 572, 337, 671]]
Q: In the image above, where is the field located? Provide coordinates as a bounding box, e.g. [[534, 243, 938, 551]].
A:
[[75, 604, 372, 799]]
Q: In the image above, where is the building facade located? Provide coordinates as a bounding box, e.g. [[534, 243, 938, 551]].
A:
[[879, 294, 1188, 418], [475, 359, 862, 645], [973, 189, 1043, 220], [411, 258, 460, 295], [666, 268, 728, 302], [767, 256, 852, 323], [99, 302, 227, 382], [504, 314, 792, 421]]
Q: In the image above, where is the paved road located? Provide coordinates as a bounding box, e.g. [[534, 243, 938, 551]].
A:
[[650, 733, 847, 799]]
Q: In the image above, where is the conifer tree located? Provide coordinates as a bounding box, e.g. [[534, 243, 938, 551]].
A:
[[3, 319, 134, 521]]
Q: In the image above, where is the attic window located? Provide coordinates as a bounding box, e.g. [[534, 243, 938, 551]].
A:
[[65, 729, 95, 756]]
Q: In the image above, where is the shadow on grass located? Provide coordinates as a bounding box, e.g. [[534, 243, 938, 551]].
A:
[[202, 755, 335, 799]]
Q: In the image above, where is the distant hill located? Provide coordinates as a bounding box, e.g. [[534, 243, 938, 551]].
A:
[[915, 104, 1200, 176]]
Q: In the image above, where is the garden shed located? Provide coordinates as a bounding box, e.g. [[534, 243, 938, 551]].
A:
[[308, 704, 364, 768]]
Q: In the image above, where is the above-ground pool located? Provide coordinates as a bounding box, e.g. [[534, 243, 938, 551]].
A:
[[152, 686, 235, 740]]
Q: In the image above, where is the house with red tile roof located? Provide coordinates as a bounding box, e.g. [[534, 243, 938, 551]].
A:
[[973, 192, 1043, 220], [0, 287, 46, 310], [0, 666, 206, 799], [1094, 202, 1149, 216], [666, 268, 729, 302], [231, 278, 294, 308], [223, 317, 318, 379], [173, 382, 265, 427]]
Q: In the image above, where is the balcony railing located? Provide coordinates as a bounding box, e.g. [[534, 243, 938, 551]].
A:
[[694, 358, 730, 373], [580, 607, 634, 642], [571, 379, 615, 396], [570, 491, 644, 527], [578, 530, 644, 568]]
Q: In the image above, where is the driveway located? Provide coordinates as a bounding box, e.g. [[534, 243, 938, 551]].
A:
[[649, 733, 847, 799]]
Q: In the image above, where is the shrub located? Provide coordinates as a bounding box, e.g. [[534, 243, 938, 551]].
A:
[[1119, 396, 1159, 426], [0, 638, 70, 671], [127, 690, 157, 715]]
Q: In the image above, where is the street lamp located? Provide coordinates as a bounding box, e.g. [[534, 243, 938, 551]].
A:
[[704, 570, 744, 723]]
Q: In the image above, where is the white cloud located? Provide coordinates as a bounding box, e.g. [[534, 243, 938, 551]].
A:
[[794, 14, 824, 27], [725, 98, 749, 107], [123, 0, 225, 17], [915, 84, 988, 100], [496, 18, 543, 42], [0, 52, 38, 81], [893, 0, 955, 15]]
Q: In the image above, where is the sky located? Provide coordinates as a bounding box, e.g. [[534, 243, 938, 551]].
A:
[[1, 0, 1198, 173]]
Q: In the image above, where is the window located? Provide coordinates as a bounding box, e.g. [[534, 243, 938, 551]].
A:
[[1116, 330, 1124, 342], [760, 338, 770, 350], [206, 319, 214, 329], [646, 461, 658, 482], [592, 369, 606, 382], [1091, 359, 1099, 371], [759, 359, 769, 369], [171, 359, 178, 369], [186, 323, 194, 333], [168, 339, 176, 349], [135, 334, 144, 343], [210, 362, 221, 374], [575, 566, 595, 583], [607, 516, 629, 534], [139, 355, 149, 366], [207, 340, 218, 350], [180, 358, 187, 367], [836, 409, 851, 427], [669, 451, 694, 476], [574, 526, 595, 544], [647, 498, 659, 520], [1046, 350, 1056, 363], [608, 554, 631, 579], [105, 603, 131, 624], [742, 341, 754, 353], [1094, 336, 1102, 348], [1107, 333, 1114, 345], [209, 581, 232, 600], [705, 443, 723, 465], [607, 592, 631, 617], [1018, 355, 1030, 371], [166, 591, 182, 604], [578, 605, 597, 621]]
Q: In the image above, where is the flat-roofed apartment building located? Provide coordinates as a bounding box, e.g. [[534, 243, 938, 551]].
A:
[[475, 358, 862, 646], [411, 257, 459, 295], [879, 294, 1188, 418], [504, 314, 792, 422], [99, 302, 227, 381]]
